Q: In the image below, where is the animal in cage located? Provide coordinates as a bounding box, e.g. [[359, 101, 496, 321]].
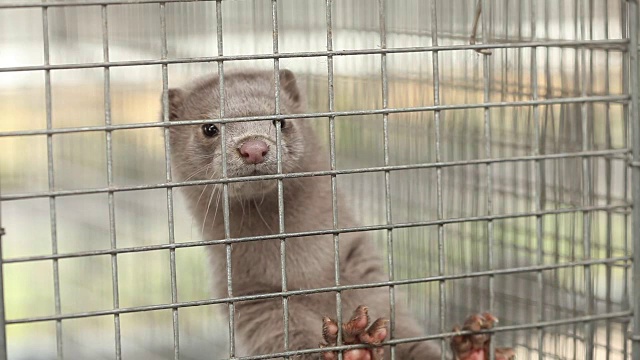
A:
[[0, 0, 636, 359], [165, 69, 515, 360]]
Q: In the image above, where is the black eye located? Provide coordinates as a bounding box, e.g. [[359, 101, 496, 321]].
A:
[[273, 119, 287, 129], [202, 124, 219, 137]]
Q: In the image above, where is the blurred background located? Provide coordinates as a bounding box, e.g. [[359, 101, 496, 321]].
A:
[[0, 0, 632, 359]]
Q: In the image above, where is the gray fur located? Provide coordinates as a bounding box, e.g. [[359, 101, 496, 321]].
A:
[[166, 69, 443, 359]]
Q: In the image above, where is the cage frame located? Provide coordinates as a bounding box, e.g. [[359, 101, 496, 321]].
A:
[[0, 0, 637, 359]]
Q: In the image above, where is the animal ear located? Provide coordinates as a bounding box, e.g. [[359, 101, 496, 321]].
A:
[[165, 88, 185, 121], [279, 69, 301, 103]]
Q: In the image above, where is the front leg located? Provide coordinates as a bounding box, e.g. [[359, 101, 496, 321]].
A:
[[318, 305, 515, 360]]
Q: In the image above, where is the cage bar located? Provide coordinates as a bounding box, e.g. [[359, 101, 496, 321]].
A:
[[601, 1, 614, 359], [629, 0, 640, 358], [0, 1, 636, 359], [1, 204, 629, 268], [212, 1, 236, 357], [578, 0, 595, 358], [0, 39, 626, 76], [41, 2, 64, 358], [479, 1, 498, 359], [428, 2, 447, 359], [269, 0, 292, 355], [621, 2, 632, 360], [528, 0, 546, 359], [0, 176, 6, 360], [100, 4, 123, 359], [377, 0, 397, 359], [0, 94, 627, 139], [158, 2, 181, 358], [324, 0, 345, 357]]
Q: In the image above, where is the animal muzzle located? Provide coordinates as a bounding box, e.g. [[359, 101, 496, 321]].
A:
[[238, 138, 270, 164]]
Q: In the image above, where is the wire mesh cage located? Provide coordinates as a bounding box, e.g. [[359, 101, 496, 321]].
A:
[[0, 0, 638, 359]]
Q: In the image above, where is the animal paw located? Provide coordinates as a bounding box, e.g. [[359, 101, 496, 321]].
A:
[[450, 313, 515, 360], [320, 305, 388, 360]]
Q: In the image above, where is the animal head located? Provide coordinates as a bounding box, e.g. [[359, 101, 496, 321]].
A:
[[165, 69, 310, 200]]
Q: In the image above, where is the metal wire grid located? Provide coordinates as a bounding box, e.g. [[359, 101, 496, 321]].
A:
[[0, 0, 637, 359], [629, 2, 640, 360]]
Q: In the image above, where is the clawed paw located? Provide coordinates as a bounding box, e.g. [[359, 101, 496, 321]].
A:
[[450, 313, 515, 360], [320, 305, 389, 360]]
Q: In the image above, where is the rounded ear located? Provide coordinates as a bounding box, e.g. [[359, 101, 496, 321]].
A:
[[165, 88, 185, 121], [279, 69, 301, 104]]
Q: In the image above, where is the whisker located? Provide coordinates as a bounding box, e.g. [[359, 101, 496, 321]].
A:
[[182, 164, 212, 183], [191, 184, 209, 238], [210, 184, 223, 235], [190, 153, 222, 161], [201, 180, 219, 239], [253, 197, 274, 234], [188, 164, 216, 239], [239, 195, 247, 232]]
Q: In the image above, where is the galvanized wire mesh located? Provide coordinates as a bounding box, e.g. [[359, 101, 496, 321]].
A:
[[0, 0, 638, 359]]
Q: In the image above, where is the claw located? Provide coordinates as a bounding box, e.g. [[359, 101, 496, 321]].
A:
[[343, 305, 370, 342], [322, 316, 339, 344], [359, 318, 388, 345], [450, 313, 515, 360], [320, 305, 389, 360]]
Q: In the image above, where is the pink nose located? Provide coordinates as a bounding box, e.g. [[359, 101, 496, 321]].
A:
[[239, 139, 269, 164]]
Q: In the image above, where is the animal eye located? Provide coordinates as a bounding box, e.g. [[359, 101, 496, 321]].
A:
[[201, 124, 219, 137], [272, 119, 287, 129]]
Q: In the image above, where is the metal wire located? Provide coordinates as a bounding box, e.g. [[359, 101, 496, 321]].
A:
[[5, 256, 630, 325], [480, 2, 496, 359], [214, 1, 236, 357], [9, 311, 632, 360], [429, 1, 446, 358], [1, 204, 630, 265], [603, 1, 614, 357], [0, 169, 6, 360], [622, 2, 633, 359], [378, 1, 397, 359], [0, 148, 629, 202], [0, 39, 627, 75], [0, 1, 636, 359], [528, 1, 545, 359], [628, 0, 640, 358], [270, 0, 291, 355], [41, 2, 64, 358], [0, 94, 627, 138], [542, 1, 559, 357], [100, 4, 123, 359], [0, 0, 227, 8], [325, 0, 345, 358], [159, 2, 181, 358], [579, 1, 594, 358]]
